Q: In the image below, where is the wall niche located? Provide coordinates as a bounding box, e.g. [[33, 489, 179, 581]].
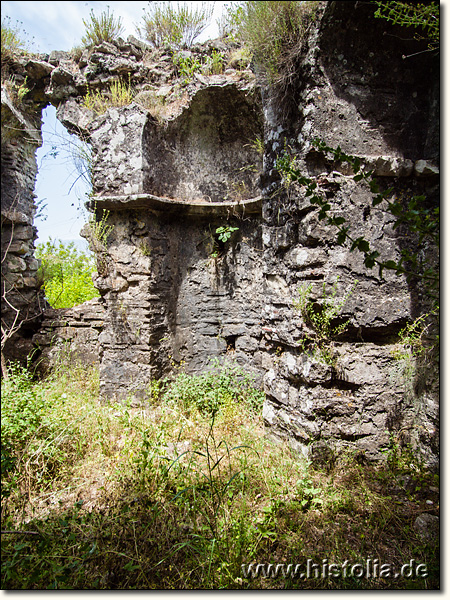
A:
[[142, 84, 263, 203]]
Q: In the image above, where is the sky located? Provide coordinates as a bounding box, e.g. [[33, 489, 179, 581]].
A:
[[1, 1, 228, 246]]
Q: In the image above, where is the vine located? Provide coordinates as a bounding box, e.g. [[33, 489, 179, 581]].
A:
[[275, 139, 439, 291]]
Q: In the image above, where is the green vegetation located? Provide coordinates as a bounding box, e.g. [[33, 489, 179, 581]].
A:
[[210, 225, 239, 258], [85, 206, 114, 251], [137, 1, 213, 49], [1, 359, 439, 589], [81, 7, 124, 48], [294, 278, 357, 364], [172, 52, 203, 84], [83, 77, 135, 115], [276, 139, 439, 373], [2, 74, 30, 105], [204, 49, 225, 75], [159, 358, 262, 416], [374, 1, 439, 52], [215, 225, 239, 245], [222, 1, 320, 82], [391, 309, 439, 398], [36, 240, 99, 309], [1, 17, 28, 70], [276, 139, 439, 293], [171, 49, 225, 85]]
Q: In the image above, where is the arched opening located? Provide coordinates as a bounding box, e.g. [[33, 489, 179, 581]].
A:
[[35, 104, 91, 249], [34, 105, 99, 310]]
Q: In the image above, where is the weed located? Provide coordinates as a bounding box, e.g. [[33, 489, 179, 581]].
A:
[[81, 7, 124, 48], [1, 359, 439, 590], [203, 50, 225, 75], [16, 76, 29, 102], [226, 1, 321, 83], [137, 2, 213, 49], [216, 226, 239, 244], [374, 1, 439, 52], [293, 277, 357, 364], [227, 46, 253, 70], [209, 225, 239, 259], [247, 136, 264, 156], [138, 241, 152, 257], [3, 74, 30, 105], [391, 310, 439, 400], [160, 357, 263, 416], [85, 204, 114, 250], [172, 52, 203, 84], [83, 76, 134, 115], [1, 17, 33, 72]]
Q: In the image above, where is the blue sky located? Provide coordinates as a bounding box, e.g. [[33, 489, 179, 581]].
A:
[[1, 1, 227, 245]]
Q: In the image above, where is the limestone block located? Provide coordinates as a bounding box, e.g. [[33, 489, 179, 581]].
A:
[[22, 276, 38, 288], [280, 352, 333, 385], [7, 240, 29, 255], [7, 255, 27, 272], [287, 246, 328, 269], [25, 59, 53, 80], [413, 514, 439, 542], [264, 369, 290, 405], [414, 160, 439, 177], [50, 66, 74, 86], [13, 225, 34, 240], [235, 335, 258, 353]]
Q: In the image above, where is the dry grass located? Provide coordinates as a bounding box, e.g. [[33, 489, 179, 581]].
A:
[[1, 361, 439, 589]]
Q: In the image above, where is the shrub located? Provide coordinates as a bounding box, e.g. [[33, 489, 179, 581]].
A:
[[81, 7, 124, 48], [36, 239, 99, 309], [160, 358, 264, 416], [225, 1, 320, 83], [1, 17, 30, 73], [137, 1, 213, 49], [1, 363, 46, 501]]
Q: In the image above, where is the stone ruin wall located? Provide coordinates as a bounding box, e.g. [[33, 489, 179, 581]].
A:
[[1, 2, 439, 469]]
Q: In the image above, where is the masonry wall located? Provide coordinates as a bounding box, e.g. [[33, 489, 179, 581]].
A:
[[258, 1, 439, 467], [1, 87, 45, 363], [1, 1, 439, 469]]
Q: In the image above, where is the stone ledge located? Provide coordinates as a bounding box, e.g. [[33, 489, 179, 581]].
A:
[[88, 194, 263, 217]]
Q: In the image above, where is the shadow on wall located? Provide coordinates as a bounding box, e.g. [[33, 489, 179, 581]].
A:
[[142, 84, 264, 203], [318, 1, 439, 161]]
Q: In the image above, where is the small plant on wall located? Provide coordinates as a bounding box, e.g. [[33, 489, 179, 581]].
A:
[[210, 225, 239, 259], [83, 76, 135, 115], [81, 6, 124, 47], [294, 277, 357, 364]]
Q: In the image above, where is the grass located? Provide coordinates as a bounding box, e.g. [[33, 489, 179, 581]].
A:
[[225, 1, 321, 83], [81, 7, 124, 48], [137, 1, 213, 49], [1, 17, 28, 69], [83, 77, 135, 115], [1, 359, 439, 589], [1, 16, 35, 82]]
